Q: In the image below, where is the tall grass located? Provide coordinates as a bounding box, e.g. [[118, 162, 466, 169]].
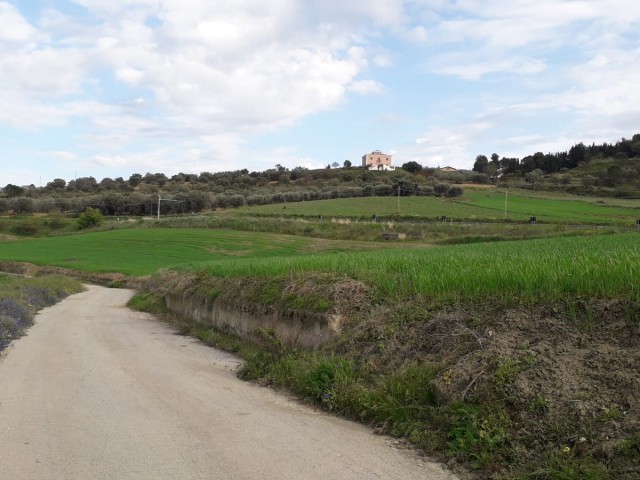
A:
[[181, 233, 640, 302]]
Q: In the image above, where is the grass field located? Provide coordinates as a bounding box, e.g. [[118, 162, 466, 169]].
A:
[[1, 225, 638, 302], [0, 228, 402, 276], [181, 232, 640, 302], [243, 188, 640, 225], [461, 189, 640, 224], [0, 229, 319, 275]]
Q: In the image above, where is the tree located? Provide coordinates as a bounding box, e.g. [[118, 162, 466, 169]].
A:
[[67, 176, 98, 192], [3, 184, 25, 197], [331, 162, 340, 168], [525, 169, 544, 189], [401, 161, 423, 174], [12, 197, 34, 213], [46, 178, 66, 190], [472, 155, 489, 173], [568, 142, 586, 167], [343, 160, 352, 168], [128, 173, 142, 187], [77, 207, 103, 229], [278, 174, 290, 185]]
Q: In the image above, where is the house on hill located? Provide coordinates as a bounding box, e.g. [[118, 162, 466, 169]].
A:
[[439, 166, 458, 173], [362, 150, 395, 170]]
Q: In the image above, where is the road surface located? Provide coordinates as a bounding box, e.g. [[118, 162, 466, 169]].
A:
[[0, 285, 458, 479]]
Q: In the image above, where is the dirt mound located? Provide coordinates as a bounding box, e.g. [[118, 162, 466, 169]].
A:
[[335, 298, 640, 478]]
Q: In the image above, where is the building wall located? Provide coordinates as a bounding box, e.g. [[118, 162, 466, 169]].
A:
[[362, 150, 393, 169]]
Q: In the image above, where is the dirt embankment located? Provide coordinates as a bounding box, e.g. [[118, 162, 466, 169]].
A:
[[142, 270, 640, 478], [144, 270, 368, 349]]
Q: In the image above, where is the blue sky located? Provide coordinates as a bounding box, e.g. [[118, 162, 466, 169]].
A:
[[2, 0, 640, 186]]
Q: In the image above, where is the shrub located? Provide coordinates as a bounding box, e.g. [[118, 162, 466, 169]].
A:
[[77, 207, 103, 229]]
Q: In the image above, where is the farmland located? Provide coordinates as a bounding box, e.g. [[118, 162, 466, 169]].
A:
[[0, 229, 316, 276], [181, 232, 640, 303], [244, 187, 640, 225], [0, 224, 637, 303]]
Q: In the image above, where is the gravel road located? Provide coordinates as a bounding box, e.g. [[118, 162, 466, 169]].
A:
[[0, 285, 458, 480]]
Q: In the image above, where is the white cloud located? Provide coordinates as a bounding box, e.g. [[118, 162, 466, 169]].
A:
[[2, 0, 640, 183], [348, 80, 384, 95], [0, 1, 39, 43], [48, 151, 79, 161], [92, 154, 130, 167], [432, 55, 547, 80]]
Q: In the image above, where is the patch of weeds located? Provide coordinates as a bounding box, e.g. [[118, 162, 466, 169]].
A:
[[616, 432, 640, 459], [305, 357, 356, 402], [446, 403, 510, 469], [127, 292, 167, 314], [254, 327, 285, 355], [0, 314, 21, 346], [493, 355, 536, 389], [600, 405, 624, 421], [565, 299, 596, 333], [190, 324, 259, 358], [283, 292, 332, 313], [528, 395, 548, 415], [237, 351, 273, 380], [196, 287, 222, 299], [258, 278, 284, 305], [354, 363, 442, 442], [107, 280, 125, 288], [520, 447, 608, 480]]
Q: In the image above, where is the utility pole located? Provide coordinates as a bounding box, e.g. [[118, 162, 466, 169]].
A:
[[397, 185, 400, 214], [504, 188, 508, 220], [157, 195, 162, 220]]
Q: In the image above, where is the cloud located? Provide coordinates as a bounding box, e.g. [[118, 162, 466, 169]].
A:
[[431, 55, 547, 80], [3, 0, 640, 184], [348, 79, 384, 95], [0, 1, 39, 43]]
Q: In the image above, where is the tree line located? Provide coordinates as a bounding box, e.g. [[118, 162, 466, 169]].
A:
[[1, 166, 462, 216], [472, 134, 640, 176]]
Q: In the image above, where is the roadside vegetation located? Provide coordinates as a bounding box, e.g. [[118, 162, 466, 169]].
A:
[[0, 274, 84, 349]]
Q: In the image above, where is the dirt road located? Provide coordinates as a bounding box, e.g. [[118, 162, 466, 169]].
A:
[[0, 286, 457, 480]]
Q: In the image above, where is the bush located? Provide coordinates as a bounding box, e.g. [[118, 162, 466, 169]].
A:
[[77, 207, 103, 229], [10, 219, 41, 236]]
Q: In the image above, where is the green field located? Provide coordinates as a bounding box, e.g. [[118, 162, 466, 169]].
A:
[[181, 232, 640, 302], [243, 188, 640, 225], [1, 226, 638, 302], [0, 229, 318, 275]]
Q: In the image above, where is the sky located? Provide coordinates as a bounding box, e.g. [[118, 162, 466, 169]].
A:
[[1, 0, 640, 187]]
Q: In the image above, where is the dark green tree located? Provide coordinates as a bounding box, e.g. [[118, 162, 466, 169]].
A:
[[401, 161, 423, 174], [3, 184, 25, 197], [472, 155, 489, 173]]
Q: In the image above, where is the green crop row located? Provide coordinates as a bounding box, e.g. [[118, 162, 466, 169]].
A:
[[181, 232, 640, 302]]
